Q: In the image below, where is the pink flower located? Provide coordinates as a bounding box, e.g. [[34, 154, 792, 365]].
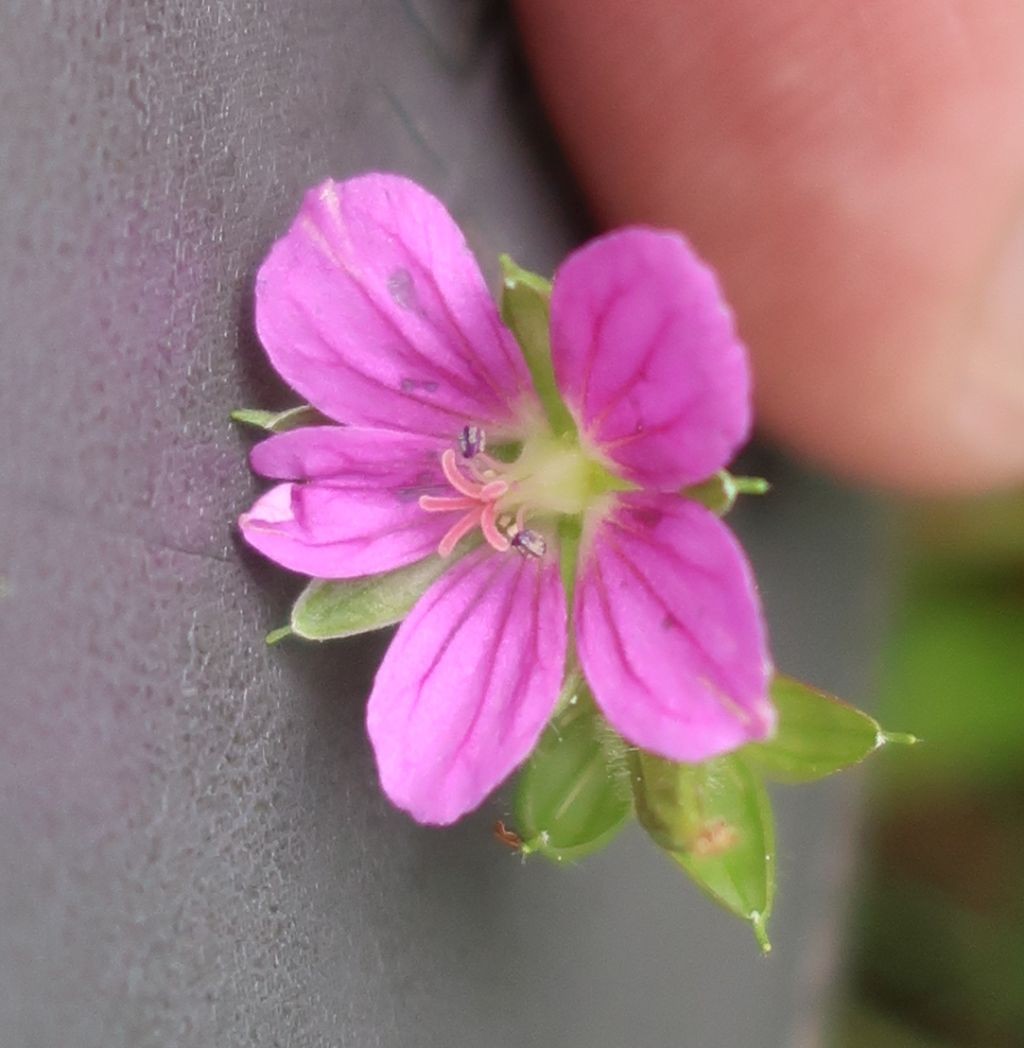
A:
[[240, 174, 774, 825]]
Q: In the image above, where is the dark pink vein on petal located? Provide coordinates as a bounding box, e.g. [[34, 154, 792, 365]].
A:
[[405, 553, 508, 724], [608, 511, 726, 589], [576, 287, 622, 421], [441, 556, 531, 782], [306, 201, 510, 412], [392, 229, 526, 406], [401, 549, 488, 623], [286, 307, 472, 427], [380, 187, 522, 403], [596, 415, 687, 453], [315, 263, 505, 411], [586, 313, 675, 434], [597, 384, 708, 453], [584, 552, 655, 697], [586, 554, 694, 724], [602, 533, 749, 713], [287, 511, 444, 548], [495, 560, 548, 748]]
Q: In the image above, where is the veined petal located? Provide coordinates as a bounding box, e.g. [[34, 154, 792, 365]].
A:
[[255, 175, 535, 436], [240, 483, 452, 580], [550, 228, 751, 489], [367, 546, 567, 825], [239, 427, 454, 578], [575, 495, 774, 762], [249, 424, 447, 483]]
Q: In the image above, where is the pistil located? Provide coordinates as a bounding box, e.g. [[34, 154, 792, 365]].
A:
[[420, 448, 511, 556], [419, 426, 610, 560]]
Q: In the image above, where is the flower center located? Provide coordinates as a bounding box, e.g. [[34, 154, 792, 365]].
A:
[[418, 425, 610, 559]]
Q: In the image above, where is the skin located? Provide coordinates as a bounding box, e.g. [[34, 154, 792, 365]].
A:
[[514, 0, 1024, 493]]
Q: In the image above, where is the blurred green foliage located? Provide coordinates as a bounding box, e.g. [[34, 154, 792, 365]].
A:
[[836, 492, 1024, 1048]]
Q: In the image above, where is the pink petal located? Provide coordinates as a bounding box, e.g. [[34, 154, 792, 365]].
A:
[[550, 228, 752, 489], [249, 424, 447, 482], [575, 494, 774, 762], [239, 426, 454, 578], [367, 546, 567, 825], [255, 175, 534, 438]]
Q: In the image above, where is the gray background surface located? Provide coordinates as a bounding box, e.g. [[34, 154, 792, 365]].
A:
[[0, 2, 881, 1045]]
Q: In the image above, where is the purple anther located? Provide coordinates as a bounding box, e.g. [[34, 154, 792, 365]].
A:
[[511, 529, 547, 559], [458, 424, 486, 459]]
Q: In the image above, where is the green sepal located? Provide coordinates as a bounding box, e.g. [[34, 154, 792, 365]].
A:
[[499, 255, 577, 439], [632, 750, 775, 952], [558, 514, 582, 610], [744, 675, 918, 784], [290, 553, 458, 641], [683, 470, 771, 516], [514, 676, 632, 863], [231, 404, 325, 433]]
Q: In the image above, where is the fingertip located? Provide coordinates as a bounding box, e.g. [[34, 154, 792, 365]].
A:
[[515, 0, 1024, 493]]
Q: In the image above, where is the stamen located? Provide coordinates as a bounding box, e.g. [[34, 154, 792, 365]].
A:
[[441, 449, 485, 498], [438, 507, 484, 558], [424, 429, 548, 559]]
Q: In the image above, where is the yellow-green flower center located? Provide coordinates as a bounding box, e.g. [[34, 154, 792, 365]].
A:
[[418, 425, 631, 559]]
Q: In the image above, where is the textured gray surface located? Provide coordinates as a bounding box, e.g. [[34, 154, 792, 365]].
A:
[[0, 2, 880, 1046]]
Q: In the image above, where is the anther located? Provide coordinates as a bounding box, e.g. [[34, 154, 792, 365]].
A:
[[511, 529, 547, 559], [458, 424, 486, 459]]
